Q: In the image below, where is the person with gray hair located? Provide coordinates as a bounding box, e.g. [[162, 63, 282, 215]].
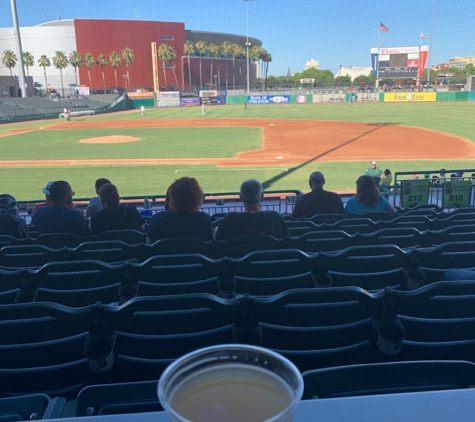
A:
[[0, 194, 28, 238], [292, 171, 343, 218], [215, 178, 288, 240]]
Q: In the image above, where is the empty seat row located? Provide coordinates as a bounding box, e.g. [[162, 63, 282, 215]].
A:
[[1, 224, 475, 268], [2, 280, 475, 398], [1, 242, 475, 307]]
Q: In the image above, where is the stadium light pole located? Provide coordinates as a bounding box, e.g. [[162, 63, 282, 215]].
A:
[[10, 0, 27, 97], [244, 0, 253, 94]]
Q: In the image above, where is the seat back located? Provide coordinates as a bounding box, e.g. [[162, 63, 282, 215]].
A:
[[302, 360, 475, 399]]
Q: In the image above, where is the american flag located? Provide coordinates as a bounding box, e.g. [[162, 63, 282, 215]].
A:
[[420, 33, 428, 39], [379, 22, 389, 33]]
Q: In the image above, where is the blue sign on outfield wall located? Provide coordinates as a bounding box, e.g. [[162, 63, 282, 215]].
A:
[[247, 95, 290, 104]]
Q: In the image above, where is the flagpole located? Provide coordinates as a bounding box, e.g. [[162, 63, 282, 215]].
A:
[[427, 0, 436, 82], [417, 35, 422, 86], [376, 25, 381, 88]]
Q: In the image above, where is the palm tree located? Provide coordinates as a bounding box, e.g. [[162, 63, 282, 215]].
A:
[[230, 44, 240, 90], [250, 45, 264, 91], [96, 54, 108, 93], [52, 51, 68, 98], [2, 50, 17, 76], [263, 51, 272, 91], [109, 51, 121, 91], [22, 52, 34, 76], [234, 46, 246, 87], [194, 40, 207, 90], [157, 43, 170, 88], [183, 40, 194, 90], [69, 51, 82, 87], [209, 43, 220, 89], [83, 53, 95, 90], [166, 46, 179, 88], [38, 55, 51, 96], [221, 41, 233, 91], [121, 47, 135, 91]]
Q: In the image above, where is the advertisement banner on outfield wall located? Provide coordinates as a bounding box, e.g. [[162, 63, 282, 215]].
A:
[[155, 92, 180, 107], [199, 91, 226, 105], [384, 92, 436, 102], [180, 97, 200, 106], [201, 96, 218, 105], [180, 91, 199, 98], [247, 95, 290, 104], [128, 92, 154, 99]]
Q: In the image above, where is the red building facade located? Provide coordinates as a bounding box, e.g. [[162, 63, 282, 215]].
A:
[[73, 19, 258, 92]]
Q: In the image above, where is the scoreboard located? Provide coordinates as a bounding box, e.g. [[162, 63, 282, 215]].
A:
[[371, 46, 429, 79]]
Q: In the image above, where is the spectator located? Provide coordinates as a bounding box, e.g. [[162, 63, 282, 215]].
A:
[[34, 181, 74, 214], [0, 194, 28, 238], [215, 178, 289, 240], [380, 169, 393, 189], [91, 183, 145, 235], [146, 177, 213, 243], [364, 160, 383, 186], [291, 171, 343, 218], [344, 175, 397, 217], [32, 181, 91, 236], [85, 178, 111, 218]]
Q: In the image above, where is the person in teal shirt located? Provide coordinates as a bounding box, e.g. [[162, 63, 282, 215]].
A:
[[344, 175, 397, 217]]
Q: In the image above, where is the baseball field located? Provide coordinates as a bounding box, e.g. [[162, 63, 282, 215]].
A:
[[1, 101, 475, 202]]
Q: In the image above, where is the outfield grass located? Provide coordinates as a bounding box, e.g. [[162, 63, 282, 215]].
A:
[[1, 101, 475, 201]]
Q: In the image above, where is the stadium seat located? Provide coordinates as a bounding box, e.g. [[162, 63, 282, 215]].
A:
[[76, 380, 162, 416], [94, 229, 146, 244], [380, 215, 434, 231], [425, 224, 475, 246], [251, 287, 382, 327], [0, 394, 65, 420], [134, 254, 221, 296], [107, 294, 238, 382], [0, 235, 32, 248], [219, 235, 289, 258], [32, 259, 125, 306], [290, 230, 355, 253], [32, 233, 93, 249], [408, 241, 475, 285], [380, 281, 475, 362], [353, 227, 426, 249], [0, 301, 94, 396], [146, 237, 220, 258], [325, 218, 378, 234], [0, 244, 61, 268], [302, 360, 475, 399]]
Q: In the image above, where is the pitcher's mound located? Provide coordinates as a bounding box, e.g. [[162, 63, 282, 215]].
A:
[[79, 135, 140, 144]]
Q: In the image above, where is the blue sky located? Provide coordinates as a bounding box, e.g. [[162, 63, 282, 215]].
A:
[[2, 0, 475, 76]]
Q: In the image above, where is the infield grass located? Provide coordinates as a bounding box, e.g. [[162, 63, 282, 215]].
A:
[[2, 101, 475, 201]]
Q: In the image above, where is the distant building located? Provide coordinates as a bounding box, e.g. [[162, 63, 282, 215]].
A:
[[431, 63, 450, 71], [448, 56, 475, 69], [305, 59, 320, 70], [334, 66, 372, 81]]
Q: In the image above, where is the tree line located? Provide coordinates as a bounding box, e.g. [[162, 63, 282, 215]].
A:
[[1, 48, 135, 97], [1, 40, 272, 96]]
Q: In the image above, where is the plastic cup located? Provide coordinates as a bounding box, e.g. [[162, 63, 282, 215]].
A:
[[158, 344, 303, 422]]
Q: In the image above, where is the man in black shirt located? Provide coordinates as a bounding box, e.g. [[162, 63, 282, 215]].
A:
[[292, 171, 343, 218], [215, 179, 289, 240]]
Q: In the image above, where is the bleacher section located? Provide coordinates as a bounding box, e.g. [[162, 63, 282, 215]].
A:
[[2, 204, 475, 417], [0, 95, 122, 121]]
